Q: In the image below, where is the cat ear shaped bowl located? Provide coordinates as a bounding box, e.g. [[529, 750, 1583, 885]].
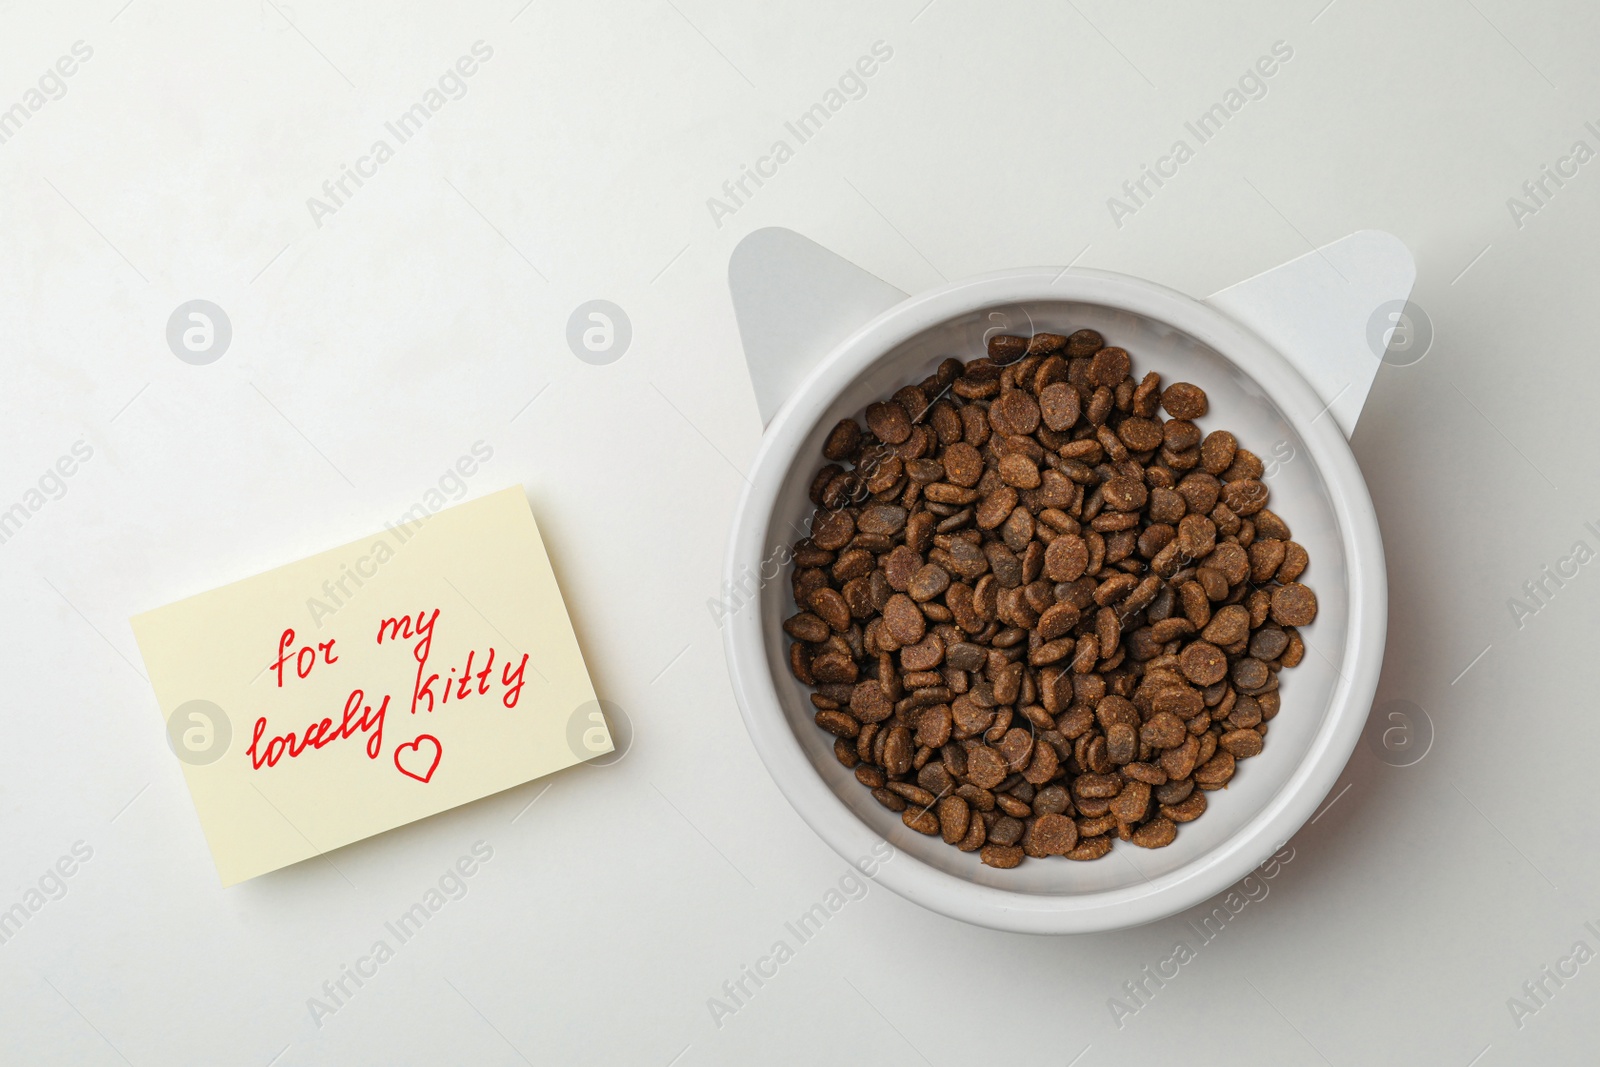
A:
[[722, 229, 1407, 933]]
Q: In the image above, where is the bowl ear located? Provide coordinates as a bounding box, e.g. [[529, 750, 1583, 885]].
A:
[[726, 268, 1385, 933], [729, 227, 909, 429]]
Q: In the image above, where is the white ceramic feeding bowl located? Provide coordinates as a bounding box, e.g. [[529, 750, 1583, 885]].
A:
[[724, 252, 1392, 934]]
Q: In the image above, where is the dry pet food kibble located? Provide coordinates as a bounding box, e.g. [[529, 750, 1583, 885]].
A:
[[785, 329, 1317, 867]]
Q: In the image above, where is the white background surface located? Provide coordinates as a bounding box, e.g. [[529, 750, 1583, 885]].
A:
[[1, 1, 1597, 1064]]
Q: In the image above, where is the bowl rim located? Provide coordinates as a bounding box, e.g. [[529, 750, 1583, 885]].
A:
[[723, 266, 1386, 934]]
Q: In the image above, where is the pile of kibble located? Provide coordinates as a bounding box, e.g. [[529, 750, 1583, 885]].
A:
[[784, 330, 1317, 868]]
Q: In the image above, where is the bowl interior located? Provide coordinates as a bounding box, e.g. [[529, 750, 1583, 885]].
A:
[[757, 298, 1349, 896]]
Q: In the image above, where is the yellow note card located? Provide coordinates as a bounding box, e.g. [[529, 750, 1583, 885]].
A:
[[131, 486, 609, 886]]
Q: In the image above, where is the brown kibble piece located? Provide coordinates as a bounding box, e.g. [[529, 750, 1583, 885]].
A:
[[1253, 508, 1290, 541], [1066, 835, 1113, 861], [1160, 382, 1208, 419], [907, 563, 951, 602], [988, 335, 1028, 364], [1044, 535, 1089, 582], [1278, 541, 1309, 583], [883, 546, 922, 592], [1063, 329, 1101, 357], [811, 510, 854, 551], [1231, 657, 1270, 690], [1027, 332, 1068, 356], [1131, 817, 1177, 849], [1022, 740, 1060, 785], [996, 727, 1035, 772], [914, 702, 952, 747], [1178, 641, 1228, 686], [943, 442, 984, 487], [1270, 582, 1318, 626], [900, 635, 944, 672], [985, 809, 1024, 844], [1102, 476, 1148, 512], [1118, 417, 1164, 452], [865, 401, 912, 444], [998, 453, 1041, 489], [1176, 513, 1216, 558], [1205, 542, 1250, 586], [1223, 449, 1265, 483], [858, 504, 907, 537], [1249, 626, 1290, 661], [1163, 419, 1201, 452], [1200, 604, 1250, 646], [1038, 383, 1081, 432], [1122, 762, 1166, 786], [938, 796, 970, 843], [814, 709, 859, 738], [976, 487, 1019, 530], [1105, 722, 1137, 765], [1152, 686, 1203, 720], [988, 816, 1023, 846], [1027, 813, 1079, 856], [883, 593, 926, 645], [965, 745, 1008, 789], [1193, 751, 1237, 789], [1221, 479, 1268, 517], [808, 588, 850, 632], [981, 844, 1024, 868], [872, 787, 906, 812], [1196, 566, 1229, 602], [1140, 712, 1187, 749], [1249, 539, 1288, 584], [1155, 778, 1193, 806], [883, 726, 913, 776], [1220, 729, 1265, 759], [850, 682, 894, 724], [823, 419, 862, 461], [812, 652, 864, 684], [1200, 430, 1235, 475], [1110, 780, 1150, 823], [1160, 737, 1200, 781], [1090, 347, 1131, 386], [1161, 790, 1206, 822], [1074, 773, 1121, 799], [783, 613, 830, 643], [992, 389, 1041, 436]]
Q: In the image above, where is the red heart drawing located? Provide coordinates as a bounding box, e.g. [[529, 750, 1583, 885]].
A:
[[394, 735, 442, 783]]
